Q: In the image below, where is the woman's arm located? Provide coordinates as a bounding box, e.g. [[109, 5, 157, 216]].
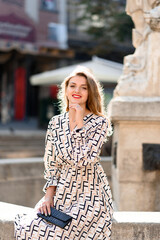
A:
[[43, 117, 62, 192], [39, 117, 62, 215], [68, 104, 112, 167], [71, 117, 112, 167]]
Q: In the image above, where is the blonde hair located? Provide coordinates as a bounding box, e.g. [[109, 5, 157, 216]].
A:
[[58, 66, 106, 116]]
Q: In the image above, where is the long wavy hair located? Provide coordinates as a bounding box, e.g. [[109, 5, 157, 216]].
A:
[[58, 66, 106, 116]]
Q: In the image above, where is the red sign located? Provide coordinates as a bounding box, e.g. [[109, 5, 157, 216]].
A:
[[50, 85, 58, 99], [0, 13, 36, 42], [14, 67, 26, 120]]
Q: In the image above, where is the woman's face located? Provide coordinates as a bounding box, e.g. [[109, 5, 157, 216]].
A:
[[66, 75, 88, 107]]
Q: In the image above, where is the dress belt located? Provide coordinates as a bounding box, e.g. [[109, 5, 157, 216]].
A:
[[60, 157, 100, 170]]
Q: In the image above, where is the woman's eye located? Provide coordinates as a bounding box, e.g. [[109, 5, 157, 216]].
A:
[[82, 87, 87, 90], [70, 85, 75, 88]]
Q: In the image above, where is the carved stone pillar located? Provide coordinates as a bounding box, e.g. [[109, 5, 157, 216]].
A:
[[109, 97, 160, 211], [109, 1, 160, 211]]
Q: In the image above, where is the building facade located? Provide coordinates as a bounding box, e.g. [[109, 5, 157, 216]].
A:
[[0, 0, 72, 125]]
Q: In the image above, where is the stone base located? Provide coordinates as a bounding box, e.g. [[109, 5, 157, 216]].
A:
[[108, 97, 160, 211]]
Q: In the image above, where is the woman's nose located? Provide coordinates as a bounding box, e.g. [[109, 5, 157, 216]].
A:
[[75, 87, 80, 92]]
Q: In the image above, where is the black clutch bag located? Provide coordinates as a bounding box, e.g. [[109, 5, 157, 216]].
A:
[[37, 207, 73, 229]]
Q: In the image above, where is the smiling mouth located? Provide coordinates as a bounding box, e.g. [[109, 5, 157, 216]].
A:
[[72, 94, 81, 99]]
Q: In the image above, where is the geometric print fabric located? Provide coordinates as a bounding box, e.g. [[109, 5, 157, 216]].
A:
[[14, 112, 113, 239]]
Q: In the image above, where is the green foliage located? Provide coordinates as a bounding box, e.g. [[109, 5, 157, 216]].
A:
[[75, 0, 134, 56], [113, 12, 134, 42]]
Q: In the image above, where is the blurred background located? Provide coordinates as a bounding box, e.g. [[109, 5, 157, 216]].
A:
[[0, 0, 135, 162], [0, 2, 160, 240], [0, 0, 135, 208], [0, 0, 160, 230], [0, 0, 134, 129]]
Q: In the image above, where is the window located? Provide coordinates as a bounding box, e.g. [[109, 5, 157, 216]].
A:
[[48, 23, 58, 42], [41, 0, 57, 11], [48, 23, 68, 49]]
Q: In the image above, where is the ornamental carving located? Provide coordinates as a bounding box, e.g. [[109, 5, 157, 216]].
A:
[[114, 0, 160, 97]]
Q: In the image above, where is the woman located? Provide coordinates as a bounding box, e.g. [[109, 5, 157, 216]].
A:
[[14, 66, 113, 240]]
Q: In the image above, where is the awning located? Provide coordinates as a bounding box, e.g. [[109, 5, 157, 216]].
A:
[[30, 56, 123, 86]]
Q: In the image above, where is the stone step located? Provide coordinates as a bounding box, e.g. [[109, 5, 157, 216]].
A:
[[0, 146, 45, 150], [0, 139, 44, 142], [0, 135, 111, 159], [0, 138, 44, 142], [0, 151, 44, 158], [0, 135, 45, 158], [0, 135, 45, 139], [0, 143, 44, 147], [0, 201, 159, 240]]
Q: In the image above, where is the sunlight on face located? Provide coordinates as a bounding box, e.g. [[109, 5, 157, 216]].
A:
[[66, 75, 88, 107]]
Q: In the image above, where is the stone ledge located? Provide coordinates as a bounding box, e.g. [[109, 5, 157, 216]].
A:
[[108, 97, 160, 121], [0, 202, 33, 240], [0, 202, 160, 240]]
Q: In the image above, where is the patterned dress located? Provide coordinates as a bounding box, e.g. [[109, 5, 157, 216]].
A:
[[14, 112, 113, 240]]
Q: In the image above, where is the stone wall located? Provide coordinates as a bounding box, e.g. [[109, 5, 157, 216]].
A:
[[0, 157, 112, 208]]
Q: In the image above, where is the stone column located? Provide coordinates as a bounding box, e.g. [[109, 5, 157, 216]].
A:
[[108, 1, 160, 211]]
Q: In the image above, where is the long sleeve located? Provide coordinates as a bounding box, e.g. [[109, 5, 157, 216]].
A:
[[43, 118, 62, 193], [70, 117, 112, 167]]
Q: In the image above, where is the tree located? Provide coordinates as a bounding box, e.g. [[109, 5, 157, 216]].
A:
[[75, 0, 134, 60]]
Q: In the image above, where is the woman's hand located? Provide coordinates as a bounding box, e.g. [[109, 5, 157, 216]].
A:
[[69, 104, 84, 129], [38, 195, 54, 216], [38, 186, 56, 216]]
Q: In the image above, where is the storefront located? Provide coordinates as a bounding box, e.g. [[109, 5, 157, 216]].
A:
[[0, 10, 72, 125], [0, 12, 37, 123]]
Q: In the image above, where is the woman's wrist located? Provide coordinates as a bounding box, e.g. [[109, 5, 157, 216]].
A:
[[45, 186, 56, 198]]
